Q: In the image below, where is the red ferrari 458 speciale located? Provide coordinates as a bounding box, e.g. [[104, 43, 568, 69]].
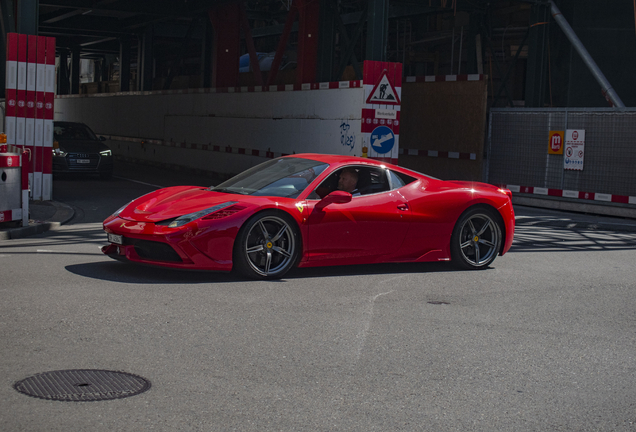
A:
[[103, 154, 515, 279]]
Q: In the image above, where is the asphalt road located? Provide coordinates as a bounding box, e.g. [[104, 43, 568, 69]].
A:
[[2, 163, 636, 431]]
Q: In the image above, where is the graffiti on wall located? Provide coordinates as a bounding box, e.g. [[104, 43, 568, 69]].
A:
[[340, 121, 356, 151]]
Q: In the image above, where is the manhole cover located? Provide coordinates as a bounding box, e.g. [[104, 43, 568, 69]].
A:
[[14, 369, 151, 402]]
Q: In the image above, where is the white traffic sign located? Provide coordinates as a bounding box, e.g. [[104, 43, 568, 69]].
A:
[[564, 129, 585, 171], [366, 71, 400, 105]]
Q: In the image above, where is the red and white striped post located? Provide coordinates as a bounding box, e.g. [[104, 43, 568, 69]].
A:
[[34, 35, 46, 200], [4, 33, 56, 203], [25, 35, 37, 197], [16, 34, 27, 157], [5, 33, 18, 152], [21, 149, 30, 225], [43, 37, 56, 200]]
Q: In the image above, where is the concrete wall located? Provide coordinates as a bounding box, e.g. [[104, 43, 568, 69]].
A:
[[54, 85, 365, 177]]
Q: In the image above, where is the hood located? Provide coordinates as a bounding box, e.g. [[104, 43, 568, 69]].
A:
[[58, 140, 110, 154], [119, 186, 243, 223]]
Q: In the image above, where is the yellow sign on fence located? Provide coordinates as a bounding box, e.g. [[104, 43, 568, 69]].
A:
[[548, 130, 564, 155]]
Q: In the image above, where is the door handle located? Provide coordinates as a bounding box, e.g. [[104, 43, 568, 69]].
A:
[[397, 203, 408, 211]]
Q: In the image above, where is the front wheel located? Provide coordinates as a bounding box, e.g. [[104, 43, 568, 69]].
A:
[[450, 207, 502, 270], [233, 211, 300, 279]]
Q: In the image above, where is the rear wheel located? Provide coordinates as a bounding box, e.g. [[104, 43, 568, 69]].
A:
[[233, 211, 300, 279], [451, 207, 502, 270]]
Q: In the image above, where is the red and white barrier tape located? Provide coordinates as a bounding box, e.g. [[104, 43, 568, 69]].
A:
[[506, 184, 636, 205], [405, 74, 486, 83], [105, 135, 294, 159], [399, 148, 476, 160], [56, 80, 363, 98]]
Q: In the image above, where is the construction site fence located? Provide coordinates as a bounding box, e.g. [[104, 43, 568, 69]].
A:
[[486, 108, 636, 201]]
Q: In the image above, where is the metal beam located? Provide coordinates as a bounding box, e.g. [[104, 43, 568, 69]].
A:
[[163, 19, 197, 90], [239, 1, 263, 86], [524, 3, 549, 107], [71, 44, 81, 94], [266, 5, 297, 86], [366, 0, 389, 61], [335, 1, 366, 81], [296, 0, 320, 85], [209, 2, 240, 88], [17, 0, 38, 35], [58, 49, 70, 94], [139, 24, 153, 91], [119, 37, 131, 92], [549, 0, 624, 107]]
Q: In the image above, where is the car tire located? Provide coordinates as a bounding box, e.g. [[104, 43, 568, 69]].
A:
[[450, 206, 502, 270], [233, 210, 300, 279]]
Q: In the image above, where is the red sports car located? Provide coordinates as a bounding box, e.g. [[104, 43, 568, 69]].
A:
[[103, 154, 515, 279]]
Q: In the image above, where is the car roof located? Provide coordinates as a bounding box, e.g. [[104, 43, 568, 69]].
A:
[[285, 153, 390, 166], [284, 153, 431, 178]]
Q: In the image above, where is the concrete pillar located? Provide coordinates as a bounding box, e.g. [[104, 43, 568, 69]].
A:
[[119, 37, 131, 92], [140, 25, 153, 91], [71, 45, 80, 94]]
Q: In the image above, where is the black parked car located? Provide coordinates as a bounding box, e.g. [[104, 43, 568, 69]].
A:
[[52, 121, 114, 179]]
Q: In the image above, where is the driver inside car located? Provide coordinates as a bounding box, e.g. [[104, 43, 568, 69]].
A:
[[337, 168, 359, 195]]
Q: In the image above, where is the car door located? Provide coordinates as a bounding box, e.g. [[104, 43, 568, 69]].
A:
[[303, 165, 410, 262]]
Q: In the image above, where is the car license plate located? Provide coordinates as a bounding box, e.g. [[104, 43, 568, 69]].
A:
[[108, 233, 123, 245], [76, 159, 91, 164]]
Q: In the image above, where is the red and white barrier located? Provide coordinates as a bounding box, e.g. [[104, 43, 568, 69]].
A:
[[505, 184, 636, 205], [405, 74, 486, 83], [400, 147, 477, 160], [5, 33, 18, 150], [5, 33, 55, 201], [43, 37, 56, 201], [0, 151, 29, 226]]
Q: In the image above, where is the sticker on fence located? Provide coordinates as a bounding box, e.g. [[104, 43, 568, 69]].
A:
[[564, 129, 585, 171]]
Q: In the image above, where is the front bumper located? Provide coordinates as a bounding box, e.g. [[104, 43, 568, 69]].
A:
[[102, 216, 234, 272], [53, 154, 114, 174]]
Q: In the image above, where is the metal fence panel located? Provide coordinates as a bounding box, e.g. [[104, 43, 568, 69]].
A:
[[488, 108, 636, 198]]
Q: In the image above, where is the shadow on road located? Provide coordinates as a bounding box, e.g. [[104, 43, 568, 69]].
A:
[[64, 258, 458, 284], [65, 261, 238, 284], [511, 224, 636, 252]]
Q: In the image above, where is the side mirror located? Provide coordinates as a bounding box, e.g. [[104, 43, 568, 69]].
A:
[[99, 136, 106, 141], [316, 190, 352, 209]]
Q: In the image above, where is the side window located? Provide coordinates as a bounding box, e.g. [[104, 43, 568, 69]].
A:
[[307, 165, 391, 199], [388, 170, 416, 190], [358, 167, 389, 195]]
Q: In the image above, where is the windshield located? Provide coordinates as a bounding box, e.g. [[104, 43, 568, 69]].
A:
[[209, 157, 329, 198], [54, 123, 98, 141]]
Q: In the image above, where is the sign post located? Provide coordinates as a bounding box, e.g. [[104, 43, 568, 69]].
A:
[[361, 61, 402, 165]]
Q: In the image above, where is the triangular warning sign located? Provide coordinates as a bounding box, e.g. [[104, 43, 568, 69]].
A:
[[366, 70, 401, 105]]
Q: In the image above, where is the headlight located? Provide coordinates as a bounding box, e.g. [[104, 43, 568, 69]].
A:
[[112, 201, 132, 217], [100, 150, 112, 156], [168, 201, 238, 228], [53, 148, 67, 157]]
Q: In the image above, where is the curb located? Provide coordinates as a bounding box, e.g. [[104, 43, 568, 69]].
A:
[[0, 201, 75, 240]]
